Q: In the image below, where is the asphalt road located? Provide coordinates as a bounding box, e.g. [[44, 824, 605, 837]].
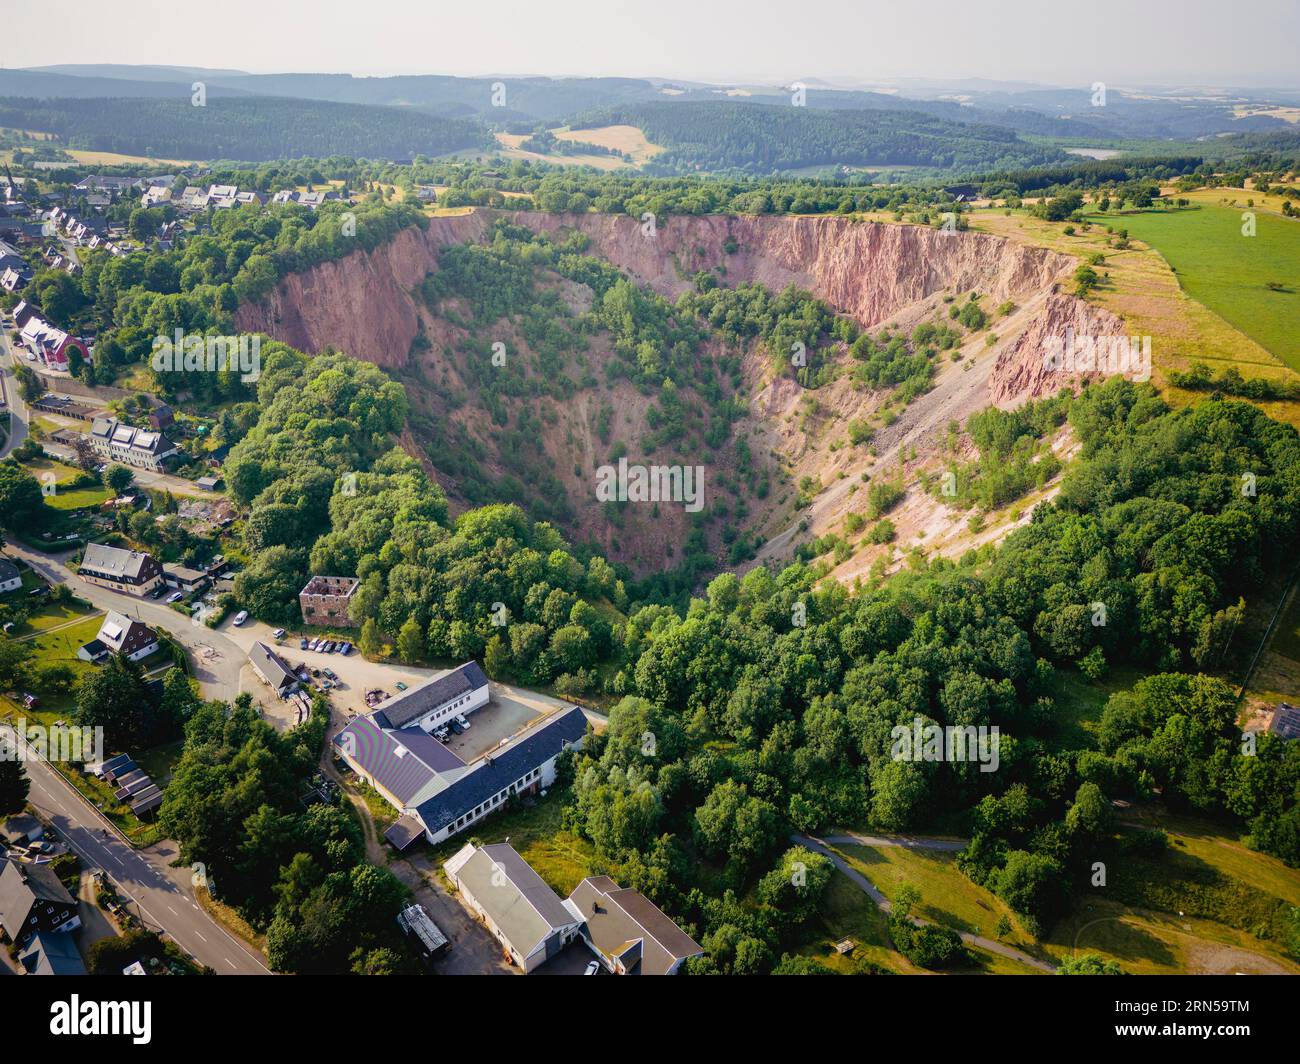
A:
[[3, 724, 269, 974], [4, 539, 245, 701], [0, 328, 30, 459]]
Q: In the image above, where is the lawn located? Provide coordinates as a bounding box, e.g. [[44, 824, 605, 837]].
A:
[[1040, 663, 1143, 752], [426, 786, 597, 898], [12, 600, 89, 634], [1085, 204, 1300, 372]]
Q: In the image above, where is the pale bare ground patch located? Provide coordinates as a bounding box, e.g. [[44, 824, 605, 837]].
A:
[[493, 132, 632, 171], [1178, 182, 1300, 217], [1233, 104, 1300, 124], [970, 205, 1300, 429], [1183, 941, 1296, 975], [65, 148, 197, 167], [554, 124, 664, 164], [750, 287, 1060, 572]]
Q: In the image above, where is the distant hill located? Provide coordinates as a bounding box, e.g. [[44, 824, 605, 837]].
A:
[[571, 100, 1070, 174], [0, 95, 491, 161], [29, 63, 251, 82], [0, 68, 252, 100]]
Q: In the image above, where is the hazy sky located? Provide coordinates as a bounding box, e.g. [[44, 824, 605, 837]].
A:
[[4, 0, 1298, 88]]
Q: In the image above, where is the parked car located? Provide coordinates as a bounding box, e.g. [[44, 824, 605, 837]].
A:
[[232, 610, 249, 626], [272, 628, 286, 640], [300, 638, 309, 650], [150, 587, 166, 600], [323, 669, 337, 681], [584, 961, 601, 976], [455, 714, 471, 730], [447, 719, 463, 735], [338, 642, 352, 655], [309, 638, 322, 651], [165, 591, 183, 603], [394, 681, 408, 691]]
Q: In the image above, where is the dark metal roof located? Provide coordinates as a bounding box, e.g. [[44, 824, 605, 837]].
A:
[[378, 661, 488, 729], [250, 641, 297, 691], [385, 815, 426, 851], [414, 707, 587, 834], [333, 715, 465, 807], [19, 931, 86, 976]]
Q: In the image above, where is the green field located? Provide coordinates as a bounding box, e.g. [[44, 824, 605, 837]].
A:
[[1087, 205, 1300, 371]]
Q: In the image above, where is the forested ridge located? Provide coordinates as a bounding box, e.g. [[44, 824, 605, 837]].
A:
[[573, 100, 1069, 174], [0, 95, 491, 162]]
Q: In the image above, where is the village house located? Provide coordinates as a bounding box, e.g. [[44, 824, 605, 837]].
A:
[[77, 543, 165, 597], [18, 315, 89, 373], [78, 611, 160, 664], [19, 931, 87, 975], [566, 876, 704, 974], [442, 843, 703, 974], [0, 859, 82, 947], [88, 416, 179, 471], [299, 575, 360, 627], [0, 557, 21, 594]]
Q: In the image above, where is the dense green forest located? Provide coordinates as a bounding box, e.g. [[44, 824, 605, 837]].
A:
[[6, 326, 1298, 973], [208, 338, 1300, 968], [572, 101, 1068, 174], [0, 95, 490, 161]]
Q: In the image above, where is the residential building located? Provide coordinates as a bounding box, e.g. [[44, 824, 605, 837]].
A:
[[565, 876, 704, 974], [88, 416, 179, 470], [78, 611, 160, 664], [0, 266, 29, 293], [77, 544, 165, 597], [176, 186, 210, 211], [443, 842, 584, 972], [18, 931, 87, 975], [163, 564, 208, 592], [0, 557, 21, 594], [0, 859, 82, 947], [250, 641, 299, 698], [299, 575, 360, 627], [18, 315, 88, 372]]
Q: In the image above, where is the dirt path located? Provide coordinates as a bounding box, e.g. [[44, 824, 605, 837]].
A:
[[797, 832, 1057, 973]]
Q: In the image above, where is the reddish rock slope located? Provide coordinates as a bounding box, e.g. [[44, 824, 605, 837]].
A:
[[234, 212, 487, 367]]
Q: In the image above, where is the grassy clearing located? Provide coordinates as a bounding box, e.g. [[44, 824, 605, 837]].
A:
[[971, 204, 1300, 429], [554, 124, 664, 164], [832, 842, 1037, 951], [493, 132, 633, 171], [1043, 810, 1300, 974], [798, 871, 917, 973], [1040, 663, 1143, 752], [1084, 204, 1300, 372], [65, 148, 195, 167]]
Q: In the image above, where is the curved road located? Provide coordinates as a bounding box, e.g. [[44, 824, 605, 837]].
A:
[[2, 539, 270, 972]]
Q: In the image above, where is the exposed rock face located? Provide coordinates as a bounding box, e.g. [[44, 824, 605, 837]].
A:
[[509, 211, 1074, 328], [233, 213, 486, 367], [988, 291, 1132, 405]]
